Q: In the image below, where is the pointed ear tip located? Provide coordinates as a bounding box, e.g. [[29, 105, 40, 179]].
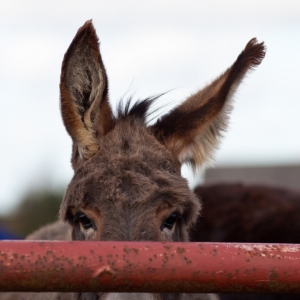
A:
[[244, 38, 266, 66], [248, 38, 266, 52], [79, 19, 97, 35], [66, 20, 99, 50], [83, 19, 95, 29], [71, 20, 97, 42]]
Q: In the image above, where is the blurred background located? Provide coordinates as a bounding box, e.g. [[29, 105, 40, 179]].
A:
[[0, 0, 299, 238]]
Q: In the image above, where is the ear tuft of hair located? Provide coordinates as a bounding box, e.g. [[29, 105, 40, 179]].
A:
[[242, 38, 266, 68]]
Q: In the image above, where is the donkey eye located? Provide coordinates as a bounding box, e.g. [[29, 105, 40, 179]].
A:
[[74, 213, 93, 230], [161, 212, 179, 231]]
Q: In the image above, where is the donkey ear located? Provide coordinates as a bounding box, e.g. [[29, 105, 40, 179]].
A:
[[152, 38, 266, 168], [60, 20, 114, 166]]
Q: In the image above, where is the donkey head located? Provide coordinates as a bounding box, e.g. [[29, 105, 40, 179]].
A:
[[59, 21, 265, 300]]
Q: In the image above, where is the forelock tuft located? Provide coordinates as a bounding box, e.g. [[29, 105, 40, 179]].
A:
[[117, 95, 162, 122]]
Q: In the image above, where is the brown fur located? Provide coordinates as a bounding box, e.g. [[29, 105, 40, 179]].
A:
[[191, 183, 300, 300], [192, 183, 300, 243], [0, 20, 265, 300], [152, 38, 265, 169]]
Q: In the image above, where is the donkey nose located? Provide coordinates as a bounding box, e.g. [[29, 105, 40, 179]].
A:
[[102, 293, 160, 300]]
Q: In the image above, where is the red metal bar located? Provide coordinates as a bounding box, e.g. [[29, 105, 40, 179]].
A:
[[1, 241, 300, 293]]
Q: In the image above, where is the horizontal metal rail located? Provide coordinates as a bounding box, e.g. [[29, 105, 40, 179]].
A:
[[1, 241, 300, 293]]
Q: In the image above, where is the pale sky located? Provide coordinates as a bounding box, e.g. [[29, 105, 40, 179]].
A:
[[1, 0, 300, 214]]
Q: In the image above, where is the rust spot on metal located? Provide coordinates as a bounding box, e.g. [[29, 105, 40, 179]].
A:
[[176, 247, 185, 254], [123, 247, 131, 254], [132, 248, 139, 254], [269, 269, 278, 280]]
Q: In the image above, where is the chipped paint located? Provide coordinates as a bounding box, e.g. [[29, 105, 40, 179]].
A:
[[93, 265, 115, 278], [1, 241, 300, 293]]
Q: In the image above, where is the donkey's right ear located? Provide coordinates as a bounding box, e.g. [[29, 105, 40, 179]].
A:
[[60, 21, 114, 168]]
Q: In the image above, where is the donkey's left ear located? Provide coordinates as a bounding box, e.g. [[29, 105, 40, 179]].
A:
[[152, 38, 266, 169], [60, 20, 114, 167]]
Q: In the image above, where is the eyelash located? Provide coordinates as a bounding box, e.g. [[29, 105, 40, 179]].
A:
[[160, 212, 181, 231], [73, 212, 94, 230]]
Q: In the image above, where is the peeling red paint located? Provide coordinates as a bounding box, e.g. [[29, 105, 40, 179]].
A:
[[1, 241, 300, 293]]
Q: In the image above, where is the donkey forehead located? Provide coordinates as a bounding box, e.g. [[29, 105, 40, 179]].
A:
[[61, 121, 192, 213], [98, 120, 181, 175]]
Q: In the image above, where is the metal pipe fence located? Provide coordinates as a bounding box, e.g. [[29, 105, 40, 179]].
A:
[[1, 241, 300, 293]]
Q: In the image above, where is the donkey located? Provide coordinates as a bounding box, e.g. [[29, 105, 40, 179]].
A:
[[0, 21, 265, 300], [192, 183, 300, 245], [191, 183, 300, 300]]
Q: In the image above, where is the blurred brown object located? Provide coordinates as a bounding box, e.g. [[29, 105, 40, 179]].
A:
[[191, 183, 300, 300], [191, 183, 300, 243]]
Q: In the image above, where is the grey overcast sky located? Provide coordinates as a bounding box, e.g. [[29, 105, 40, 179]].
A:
[[1, 0, 300, 214]]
